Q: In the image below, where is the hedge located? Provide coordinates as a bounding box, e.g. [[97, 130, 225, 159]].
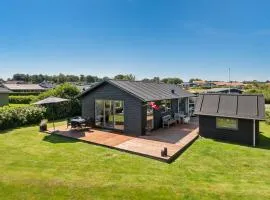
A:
[[8, 92, 41, 96], [0, 106, 46, 130], [245, 87, 270, 104], [0, 83, 82, 131], [9, 95, 37, 104], [43, 100, 81, 121]]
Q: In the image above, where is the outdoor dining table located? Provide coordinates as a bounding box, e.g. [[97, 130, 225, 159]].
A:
[[71, 117, 86, 128]]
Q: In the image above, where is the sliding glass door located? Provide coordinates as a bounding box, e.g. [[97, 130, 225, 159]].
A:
[[95, 100, 124, 130]]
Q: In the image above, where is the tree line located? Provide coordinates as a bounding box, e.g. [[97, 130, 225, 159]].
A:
[[4, 73, 196, 85]]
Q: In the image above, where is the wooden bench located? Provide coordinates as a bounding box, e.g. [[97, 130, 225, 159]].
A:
[[162, 115, 176, 128]]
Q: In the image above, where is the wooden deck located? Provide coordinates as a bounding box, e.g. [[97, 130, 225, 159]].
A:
[[49, 118, 199, 163]]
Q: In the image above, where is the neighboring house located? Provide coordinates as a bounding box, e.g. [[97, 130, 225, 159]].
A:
[[79, 80, 195, 136], [194, 94, 265, 146], [192, 80, 216, 88], [5, 80, 25, 84], [205, 88, 242, 94], [180, 82, 197, 89], [0, 87, 10, 106], [213, 81, 245, 88], [76, 82, 99, 93], [2, 83, 47, 93], [39, 81, 55, 89]]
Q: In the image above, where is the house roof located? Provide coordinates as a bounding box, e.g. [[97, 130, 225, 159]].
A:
[[0, 87, 11, 93], [3, 83, 47, 91], [194, 94, 265, 120], [206, 87, 242, 93], [79, 79, 195, 102]]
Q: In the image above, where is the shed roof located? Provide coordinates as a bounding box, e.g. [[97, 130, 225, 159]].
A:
[[3, 84, 47, 91], [79, 80, 194, 102], [194, 94, 265, 120], [0, 87, 11, 93]]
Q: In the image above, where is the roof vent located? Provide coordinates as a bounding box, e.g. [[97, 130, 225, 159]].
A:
[[171, 89, 175, 94]]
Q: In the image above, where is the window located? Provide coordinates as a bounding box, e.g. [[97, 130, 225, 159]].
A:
[[161, 100, 171, 112], [216, 117, 238, 130]]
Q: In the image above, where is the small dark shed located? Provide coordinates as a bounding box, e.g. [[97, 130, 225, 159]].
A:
[[194, 94, 265, 146]]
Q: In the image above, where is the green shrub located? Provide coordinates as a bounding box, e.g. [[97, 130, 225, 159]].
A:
[[0, 106, 46, 130], [9, 95, 37, 104], [36, 83, 80, 100], [43, 99, 81, 120], [9, 92, 40, 96], [245, 88, 270, 104]]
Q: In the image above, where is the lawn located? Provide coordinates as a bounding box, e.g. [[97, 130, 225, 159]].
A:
[[1, 122, 270, 199], [266, 104, 270, 111]]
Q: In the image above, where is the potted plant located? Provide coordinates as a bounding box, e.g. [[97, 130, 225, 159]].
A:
[[39, 119, 48, 132]]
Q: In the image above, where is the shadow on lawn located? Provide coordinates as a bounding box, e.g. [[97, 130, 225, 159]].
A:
[[43, 134, 78, 144], [258, 133, 270, 150], [208, 133, 270, 150]]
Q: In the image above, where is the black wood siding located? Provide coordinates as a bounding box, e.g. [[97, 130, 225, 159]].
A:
[[199, 116, 260, 145], [81, 83, 145, 136]]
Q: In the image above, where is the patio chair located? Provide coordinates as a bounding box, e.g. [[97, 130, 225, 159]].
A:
[[174, 112, 186, 124], [162, 115, 176, 128], [183, 116, 190, 124]]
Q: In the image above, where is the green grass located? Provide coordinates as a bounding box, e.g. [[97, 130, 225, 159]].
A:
[[266, 104, 270, 111], [1, 121, 270, 199], [5, 103, 29, 108]]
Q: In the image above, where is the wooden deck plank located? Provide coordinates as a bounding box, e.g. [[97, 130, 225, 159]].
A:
[[49, 119, 199, 162]]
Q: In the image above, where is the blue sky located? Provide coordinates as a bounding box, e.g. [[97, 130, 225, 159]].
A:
[[0, 0, 270, 81]]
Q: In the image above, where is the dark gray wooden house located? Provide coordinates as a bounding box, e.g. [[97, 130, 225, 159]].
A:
[[194, 94, 265, 146], [79, 80, 194, 136]]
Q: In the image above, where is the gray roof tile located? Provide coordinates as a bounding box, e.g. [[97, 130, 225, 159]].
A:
[[0, 87, 11, 93], [194, 93, 265, 120], [79, 80, 194, 101]]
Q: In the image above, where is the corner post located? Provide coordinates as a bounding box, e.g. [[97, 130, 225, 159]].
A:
[[253, 119, 256, 147]]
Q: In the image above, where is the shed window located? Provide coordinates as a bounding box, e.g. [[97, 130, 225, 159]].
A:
[[216, 117, 238, 130]]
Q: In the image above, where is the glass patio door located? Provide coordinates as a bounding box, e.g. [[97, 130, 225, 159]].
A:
[[95, 100, 124, 130], [104, 100, 114, 128]]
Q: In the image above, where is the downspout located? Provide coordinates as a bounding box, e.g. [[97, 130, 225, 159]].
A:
[[187, 97, 190, 116], [253, 119, 256, 147]]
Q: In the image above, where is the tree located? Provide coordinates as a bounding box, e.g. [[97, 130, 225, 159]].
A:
[[86, 75, 96, 83], [161, 77, 183, 84], [13, 74, 27, 81], [37, 83, 80, 100], [80, 75, 85, 82], [142, 77, 160, 83], [114, 74, 135, 81], [152, 77, 160, 83], [58, 73, 66, 83], [189, 78, 202, 83]]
